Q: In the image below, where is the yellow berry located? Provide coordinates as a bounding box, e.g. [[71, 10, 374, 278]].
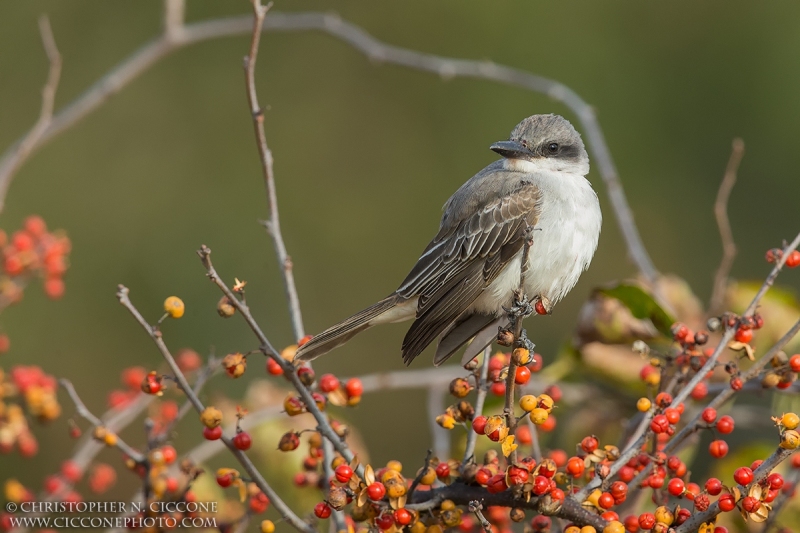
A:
[[386, 460, 403, 472], [519, 395, 537, 412], [654, 505, 674, 525], [564, 528, 581, 533], [200, 406, 223, 428], [603, 521, 625, 533], [436, 414, 456, 430], [530, 408, 549, 425], [782, 412, 800, 430], [103, 432, 118, 447], [440, 499, 456, 511], [580, 527, 597, 533], [644, 372, 661, 387], [781, 429, 800, 450], [418, 467, 436, 486], [260, 520, 275, 533], [163, 296, 185, 318], [637, 397, 652, 412]]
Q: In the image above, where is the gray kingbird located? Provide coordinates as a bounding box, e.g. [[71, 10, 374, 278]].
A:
[[295, 114, 602, 366]]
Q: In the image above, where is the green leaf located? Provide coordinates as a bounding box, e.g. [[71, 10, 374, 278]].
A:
[[597, 284, 675, 337]]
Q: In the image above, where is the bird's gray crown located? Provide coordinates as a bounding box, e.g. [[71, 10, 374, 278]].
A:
[[491, 114, 589, 171]]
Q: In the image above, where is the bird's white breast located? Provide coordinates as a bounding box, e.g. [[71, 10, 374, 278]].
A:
[[471, 164, 601, 315]]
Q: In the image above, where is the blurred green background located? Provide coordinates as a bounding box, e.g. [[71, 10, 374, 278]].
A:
[[1, 0, 800, 529]]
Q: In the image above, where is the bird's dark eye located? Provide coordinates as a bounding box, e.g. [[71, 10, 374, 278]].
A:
[[547, 142, 559, 153]]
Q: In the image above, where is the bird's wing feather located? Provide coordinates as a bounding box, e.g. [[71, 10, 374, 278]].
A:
[[398, 181, 542, 364]]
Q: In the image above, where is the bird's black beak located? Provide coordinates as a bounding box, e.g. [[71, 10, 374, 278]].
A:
[[490, 139, 531, 159]]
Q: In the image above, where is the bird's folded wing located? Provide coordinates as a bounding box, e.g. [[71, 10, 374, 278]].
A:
[[397, 181, 542, 364]]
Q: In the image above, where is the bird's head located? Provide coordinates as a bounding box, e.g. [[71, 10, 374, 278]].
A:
[[490, 114, 589, 174]]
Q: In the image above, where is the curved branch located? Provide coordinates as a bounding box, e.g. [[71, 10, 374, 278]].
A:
[[0, 10, 655, 280]]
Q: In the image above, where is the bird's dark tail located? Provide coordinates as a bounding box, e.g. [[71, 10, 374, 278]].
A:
[[293, 294, 403, 363]]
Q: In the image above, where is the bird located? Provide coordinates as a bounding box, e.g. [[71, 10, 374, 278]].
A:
[[294, 114, 602, 367]]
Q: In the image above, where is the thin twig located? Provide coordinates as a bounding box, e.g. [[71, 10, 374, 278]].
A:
[[676, 446, 797, 532], [709, 138, 745, 316], [196, 246, 356, 468], [462, 347, 490, 468], [576, 231, 800, 502], [0, 11, 655, 279], [428, 386, 450, 460], [243, 1, 305, 342], [0, 15, 61, 212], [59, 379, 145, 463], [468, 501, 493, 533], [116, 285, 314, 533]]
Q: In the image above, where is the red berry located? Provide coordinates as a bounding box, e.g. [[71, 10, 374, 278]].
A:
[[12, 231, 34, 252], [566, 457, 585, 477], [790, 354, 800, 373], [266, 358, 284, 376], [705, 477, 722, 495], [690, 382, 708, 400], [366, 482, 385, 501], [514, 365, 531, 385], [61, 460, 82, 483], [718, 493, 735, 512], [490, 381, 506, 396], [216, 473, 234, 487], [581, 436, 599, 453], [532, 475, 550, 496], [233, 431, 252, 451], [335, 465, 353, 484], [44, 277, 65, 300], [345, 378, 363, 398], [650, 414, 670, 433], [314, 502, 332, 519], [638, 513, 655, 529], [24, 216, 47, 237], [475, 468, 491, 485], [375, 513, 394, 530], [768, 472, 784, 490], [734, 327, 753, 343], [733, 467, 753, 486], [161, 445, 177, 464], [486, 474, 508, 494], [319, 374, 340, 393], [786, 250, 800, 268], [672, 323, 689, 342], [435, 462, 450, 479], [741, 496, 759, 513], [529, 353, 544, 372], [664, 408, 681, 425], [667, 478, 685, 497], [598, 492, 614, 509], [716, 415, 735, 434], [472, 415, 488, 435], [702, 407, 717, 424], [709, 440, 728, 458], [203, 426, 222, 441], [394, 508, 412, 526], [730, 376, 743, 390]]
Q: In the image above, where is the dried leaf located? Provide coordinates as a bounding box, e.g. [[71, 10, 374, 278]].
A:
[[235, 479, 247, 502], [364, 465, 375, 486], [328, 388, 348, 407], [749, 484, 762, 500], [501, 435, 518, 457], [357, 489, 368, 508]]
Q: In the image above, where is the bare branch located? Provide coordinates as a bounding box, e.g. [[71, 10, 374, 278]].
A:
[[115, 285, 314, 533], [196, 245, 356, 468], [462, 347, 490, 467], [163, 0, 186, 41], [0, 15, 62, 212], [243, 1, 304, 343], [709, 138, 745, 316], [0, 11, 655, 280]]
